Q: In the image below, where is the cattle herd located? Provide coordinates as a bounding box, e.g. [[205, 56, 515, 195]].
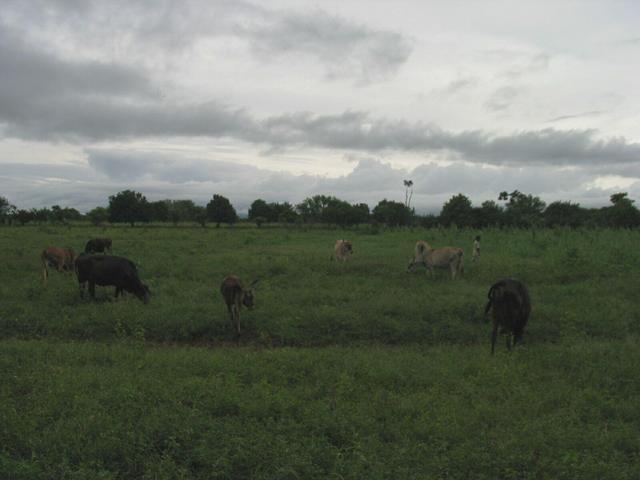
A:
[[40, 235, 531, 354]]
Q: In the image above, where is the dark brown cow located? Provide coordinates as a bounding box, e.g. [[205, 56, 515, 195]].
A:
[[41, 247, 76, 283], [85, 238, 112, 254], [485, 278, 531, 354], [220, 276, 259, 337], [75, 254, 150, 304]]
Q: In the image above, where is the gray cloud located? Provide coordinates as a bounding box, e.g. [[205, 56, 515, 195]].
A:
[[442, 76, 478, 95], [546, 111, 607, 123], [0, 0, 411, 83], [244, 9, 412, 82], [484, 86, 522, 111]]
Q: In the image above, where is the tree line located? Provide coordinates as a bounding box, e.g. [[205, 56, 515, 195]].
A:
[[1, 189, 639, 229]]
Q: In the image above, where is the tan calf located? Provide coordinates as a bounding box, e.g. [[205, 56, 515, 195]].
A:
[[407, 241, 464, 279], [333, 240, 353, 261], [220, 275, 259, 337], [41, 246, 76, 283]]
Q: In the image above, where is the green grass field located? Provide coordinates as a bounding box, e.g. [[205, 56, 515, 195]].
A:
[[1, 225, 639, 478]]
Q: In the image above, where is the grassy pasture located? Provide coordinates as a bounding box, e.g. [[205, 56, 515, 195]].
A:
[[1, 225, 639, 478], [1, 225, 638, 346]]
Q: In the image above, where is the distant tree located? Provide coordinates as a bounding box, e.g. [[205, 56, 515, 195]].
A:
[[439, 194, 474, 227], [372, 199, 413, 226], [193, 205, 207, 227], [14, 209, 34, 225], [108, 190, 151, 226], [475, 200, 504, 228], [544, 201, 585, 228], [271, 202, 298, 223], [167, 200, 199, 225], [50, 205, 66, 223], [296, 195, 333, 223], [31, 207, 51, 224], [248, 199, 272, 221], [149, 200, 170, 222], [500, 190, 546, 228], [352, 203, 370, 224], [418, 214, 439, 228], [404, 180, 414, 208], [87, 207, 109, 226], [206, 194, 237, 227], [0, 196, 16, 225], [601, 192, 640, 228]]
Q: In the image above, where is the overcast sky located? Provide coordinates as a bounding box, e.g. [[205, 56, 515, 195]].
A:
[[1, 0, 639, 213]]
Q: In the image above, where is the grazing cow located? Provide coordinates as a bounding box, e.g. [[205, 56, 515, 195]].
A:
[[75, 254, 150, 304], [484, 278, 531, 354], [407, 241, 464, 279], [472, 235, 481, 262], [220, 276, 259, 337], [333, 240, 353, 262], [85, 238, 112, 254], [41, 247, 76, 283]]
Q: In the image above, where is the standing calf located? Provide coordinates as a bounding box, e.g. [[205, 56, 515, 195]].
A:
[[220, 276, 259, 337], [41, 247, 76, 283], [407, 241, 464, 279], [484, 278, 531, 354], [332, 240, 353, 261]]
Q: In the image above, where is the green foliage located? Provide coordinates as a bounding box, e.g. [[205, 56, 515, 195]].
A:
[[500, 190, 546, 228], [544, 201, 585, 228], [206, 194, 237, 227], [372, 199, 412, 226], [248, 199, 271, 220], [0, 196, 16, 225], [601, 192, 640, 228], [440, 193, 474, 227], [87, 207, 109, 226], [108, 190, 150, 226]]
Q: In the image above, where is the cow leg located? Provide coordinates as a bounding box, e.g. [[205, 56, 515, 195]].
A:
[[227, 306, 235, 331], [491, 323, 498, 355], [89, 281, 96, 299], [506, 334, 513, 351], [79, 281, 85, 298], [43, 264, 48, 283]]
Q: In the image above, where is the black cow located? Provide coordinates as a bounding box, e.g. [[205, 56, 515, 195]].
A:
[[84, 238, 112, 254], [485, 278, 531, 354], [75, 254, 150, 304]]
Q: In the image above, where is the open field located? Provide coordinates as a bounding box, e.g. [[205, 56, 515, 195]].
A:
[[1, 225, 639, 478]]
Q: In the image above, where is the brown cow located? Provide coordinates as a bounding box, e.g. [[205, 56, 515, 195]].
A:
[[332, 240, 353, 262], [41, 247, 76, 283], [407, 240, 464, 279], [220, 276, 259, 337], [485, 278, 531, 354]]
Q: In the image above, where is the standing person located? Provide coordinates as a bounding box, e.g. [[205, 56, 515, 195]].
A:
[[472, 235, 481, 262]]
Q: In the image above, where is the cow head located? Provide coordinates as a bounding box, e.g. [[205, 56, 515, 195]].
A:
[[134, 283, 151, 304]]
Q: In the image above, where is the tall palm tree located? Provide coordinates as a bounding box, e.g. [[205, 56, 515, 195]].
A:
[[404, 180, 414, 208]]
